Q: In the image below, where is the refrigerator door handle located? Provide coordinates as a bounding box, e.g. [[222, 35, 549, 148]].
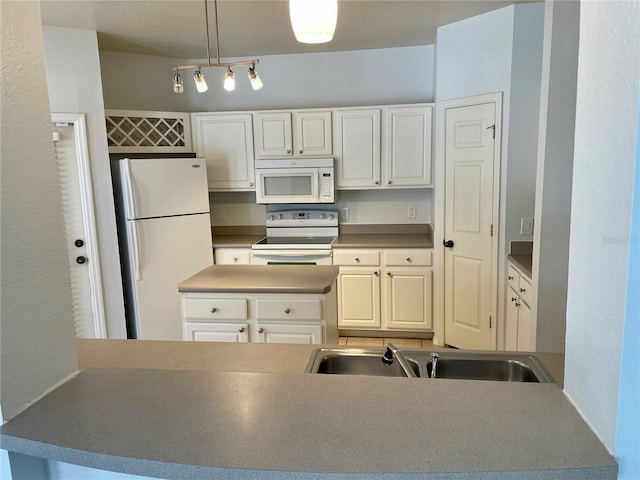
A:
[[122, 158, 137, 220], [131, 221, 142, 281]]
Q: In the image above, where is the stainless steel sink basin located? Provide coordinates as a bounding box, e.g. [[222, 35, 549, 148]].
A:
[[305, 348, 555, 383], [306, 349, 420, 377]]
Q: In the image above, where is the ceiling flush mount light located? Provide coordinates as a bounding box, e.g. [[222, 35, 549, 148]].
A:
[[172, 0, 262, 93], [289, 0, 338, 44]]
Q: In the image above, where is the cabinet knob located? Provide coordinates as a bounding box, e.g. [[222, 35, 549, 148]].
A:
[[508, 275, 514, 280], [211, 307, 217, 313], [387, 272, 392, 277], [249, 182, 254, 187], [375, 180, 380, 185], [406, 257, 411, 263], [258, 328, 264, 334], [233, 257, 238, 262], [387, 180, 392, 185], [374, 271, 379, 277], [286, 150, 291, 154], [74, 239, 84, 248], [511, 297, 517, 302], [519, 288, 526, 293], [515, 302, 521, 307], [298, 149, 303, 154], [355, 257, 360, 263], [284, 308, 291, 314], [239, 327, 245, 333], [76, 256, 87, 264]]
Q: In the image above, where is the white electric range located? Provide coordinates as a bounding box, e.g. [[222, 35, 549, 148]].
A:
[[251, 209, 338, 265]]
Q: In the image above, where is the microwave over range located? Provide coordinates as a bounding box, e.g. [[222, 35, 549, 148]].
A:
[[254, 158, 335, 204]]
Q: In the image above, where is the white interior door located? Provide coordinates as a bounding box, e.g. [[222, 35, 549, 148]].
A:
[[52, 116, 105, 338], [443, 102, 497, 350]]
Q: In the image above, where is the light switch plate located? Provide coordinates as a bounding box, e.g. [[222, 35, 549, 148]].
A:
[[520, 217, 534, 235], [408, 204, 417, 219]]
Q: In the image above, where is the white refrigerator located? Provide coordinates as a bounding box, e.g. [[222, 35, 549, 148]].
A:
[[113, 157, 213, 340]]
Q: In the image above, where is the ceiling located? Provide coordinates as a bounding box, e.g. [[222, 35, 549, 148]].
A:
[[40, 0, 535, 59]]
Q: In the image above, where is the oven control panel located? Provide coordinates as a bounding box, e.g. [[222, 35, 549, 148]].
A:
[[266, 210, 338, 227]]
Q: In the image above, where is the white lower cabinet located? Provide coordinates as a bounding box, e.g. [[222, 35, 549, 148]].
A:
[[181, 291, 337, 344], [505, 262, 534, 351], [334, 248, 433, 333]]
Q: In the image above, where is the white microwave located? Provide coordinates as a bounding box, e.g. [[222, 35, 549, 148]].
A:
[[254, 158, 335, 204]]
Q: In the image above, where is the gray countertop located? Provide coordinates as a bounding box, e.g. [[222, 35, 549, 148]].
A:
[[0, 340, 616, 480], [333, 233, 433, 248], [178, 265, 339, 294], [212, 234, 265, 248]]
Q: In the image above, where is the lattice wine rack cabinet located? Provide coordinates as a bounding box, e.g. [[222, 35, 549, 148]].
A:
[[105, 110, 192, 153]]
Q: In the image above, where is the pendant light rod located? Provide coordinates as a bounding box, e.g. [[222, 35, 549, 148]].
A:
[[205, 0, 212, 65]]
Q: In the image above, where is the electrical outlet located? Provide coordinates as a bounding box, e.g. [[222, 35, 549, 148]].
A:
[[218, 208, 227, 222], [340, 207, 349, 222], [407, 204, 417, 219], [520, 217, 534, 235]]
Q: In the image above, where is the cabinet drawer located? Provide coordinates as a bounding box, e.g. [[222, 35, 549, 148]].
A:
[[384, 250, 432, 267], [215, 249, 251, 265], [256, 299, 322, 321], [518, 276, 532, 306], [507, 265, 519, 292], [183, 298, 247, 320], [333, 250, 379, 266]]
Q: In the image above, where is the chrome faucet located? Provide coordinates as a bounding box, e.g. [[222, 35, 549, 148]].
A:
[[430, 352, 440, 379], [381, 343, 417, 378]]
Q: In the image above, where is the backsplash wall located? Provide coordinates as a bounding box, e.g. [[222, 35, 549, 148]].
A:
[[209, 189, 433, 226]]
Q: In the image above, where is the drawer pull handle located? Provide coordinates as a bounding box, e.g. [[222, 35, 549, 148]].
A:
[[286, 150, 291, 154], [508, 275, 514, 280], [511, 297, 517, 302], [233, 257, 238, 262], [211, 308, 217, 313], [406, 257, 411, 262], [519, 288, 526, 293], [258, 328, 264, 334], [284, 308, 291, 314], [355, 257, 360, 263], [298, 149, 303, 154], [387, 180, 392, 185], [515, 302, 521, 307], [387, 272, 392, 277], [249, 182, 254, 187], [238, 327, 245, 333], [374, 271, 379, 277]]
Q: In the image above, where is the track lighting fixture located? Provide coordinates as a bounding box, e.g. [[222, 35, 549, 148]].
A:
[[223, 67, 235, 91], [172, 0, 263, 93], [289, 0, 338, 44], [248, 65, 263, 91], [172, 71, 184, 93]]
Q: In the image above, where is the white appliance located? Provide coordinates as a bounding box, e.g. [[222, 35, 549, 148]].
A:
[[251, 209, 338, 265], [112, 157, 213, 340], [254, 158, 335, 204]]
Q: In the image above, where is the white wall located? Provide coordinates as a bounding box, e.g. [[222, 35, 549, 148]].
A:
[[564, 0, 639, 454], [43, 27, 127, 339], [100, 45, 434, 112], [435, 4, 544, 348], [0, 1, 78, 421]]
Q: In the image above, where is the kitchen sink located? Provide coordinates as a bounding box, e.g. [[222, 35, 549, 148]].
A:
[[305, 348, 555, 383], [308, 349, 420, 377]]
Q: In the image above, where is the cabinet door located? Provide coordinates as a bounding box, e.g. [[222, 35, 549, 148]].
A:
[[505, 293, 519, 351], [334, 109, 381, 189], [295, 111, 332, 156], [385, 106, 432, 187], [255, 323, 323, 344], [191, 113, 255, 191], [184, 322, 249, 342], [337, 267, 381, 328], [254, 112, 293, 157], [516, 302, 533, 351], [384, 268, 432, 330]]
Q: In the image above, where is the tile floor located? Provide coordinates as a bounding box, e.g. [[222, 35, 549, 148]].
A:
[[338, 336, 451, 349]]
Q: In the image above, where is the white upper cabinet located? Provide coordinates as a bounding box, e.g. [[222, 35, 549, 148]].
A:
[[254, 109, 332, 158], [191, 113, 255, 191], [334, 104, 433, 190], [334, 108, 382, 188], [385, 105, 433, 187]]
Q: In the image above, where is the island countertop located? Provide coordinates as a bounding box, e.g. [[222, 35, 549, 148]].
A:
[[0, 340, 615, 480], [178, 265, 339, 294]]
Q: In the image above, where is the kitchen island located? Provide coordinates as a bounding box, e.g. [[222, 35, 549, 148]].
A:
[[178, 265, 339, 344], [1, 340, 615, 480]]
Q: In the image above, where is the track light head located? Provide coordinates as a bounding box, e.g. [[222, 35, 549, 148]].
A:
[[173, 71, 184, 94], [194, 70, 208, 93], [224, 67, 236, 91], [248, 65, 263, 90]]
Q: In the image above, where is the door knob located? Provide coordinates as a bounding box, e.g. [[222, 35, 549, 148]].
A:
[[74, 239, 84, 248], [443, 239, 455, 249], [76, 256, 87, 264]]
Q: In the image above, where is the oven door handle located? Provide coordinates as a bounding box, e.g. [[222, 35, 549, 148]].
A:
[[252, 250, 332, 257]]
